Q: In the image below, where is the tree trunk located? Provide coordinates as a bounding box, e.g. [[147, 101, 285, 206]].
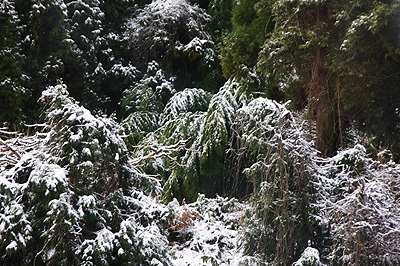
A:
[[315, 93, 339, 157], [309, 48, 339, 157]]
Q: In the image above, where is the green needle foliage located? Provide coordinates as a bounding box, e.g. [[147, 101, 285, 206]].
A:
[[257, 0, 400, 157], [2, 1, 400, 265], [229, 98, 323, 265], [220, 0, 273, 78]]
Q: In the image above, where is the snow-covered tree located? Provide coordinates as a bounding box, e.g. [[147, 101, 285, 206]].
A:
[[257, 0, 400, 158], [227, 94, 400, 265], [130, 78, 246, 202], [2, 1, 400, 265], [63, 0, 107, 108], [316, 144, 400, 265], [41, 83, 133, 194], [229, 98, 323, 265], [125, 0, 210, 70], [124, 0, 222, 91], [62, 0, 141, 114], [0, 83, 172, 265], [0, 0, 25, 125], [20, 0, 67, 84]]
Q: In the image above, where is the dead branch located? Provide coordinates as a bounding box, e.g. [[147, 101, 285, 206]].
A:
[[0, 138, 21, 160]]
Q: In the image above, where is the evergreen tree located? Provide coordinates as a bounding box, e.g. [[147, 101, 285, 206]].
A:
[[0, 84, 171, 265], [124, 0, 223, 92], [206, 0, 233, 39], [99, 0, 138, 34], [332, 0, 400, 160], [62, 0, 139, 115], [231, 98, 323, 265], [258, 0, 400, 157], [220, 0, 273, 78], [63, 0, 110, 113], [14, 0, 67, 123], [0, 0, 24, 125]]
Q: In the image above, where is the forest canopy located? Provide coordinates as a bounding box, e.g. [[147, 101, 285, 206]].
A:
[[1, 0, 400, 265]]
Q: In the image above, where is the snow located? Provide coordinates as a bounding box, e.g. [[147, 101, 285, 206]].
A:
[[1, 105, 399, 266], [168, 196, 258, 266], [43, 248, 56, 261], [28, 159, 68, 196], [2, 8, 400, 259], [293, 247, 322, 266], [176, 37, 214, 54], [311, 142, 400, 264], [6, 241, 17, 251], [161, 88, 210, 123], [151, 258, 164, 266], [124, 0, 211, 62], [95, 228, 115, 253]]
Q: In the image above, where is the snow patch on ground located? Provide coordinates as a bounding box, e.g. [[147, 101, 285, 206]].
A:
[[168, 195, 261, 265], [293, 247, 323, 266]]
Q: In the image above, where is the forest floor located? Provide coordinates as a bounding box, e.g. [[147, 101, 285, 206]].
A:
[[167, 196, 261, 265]]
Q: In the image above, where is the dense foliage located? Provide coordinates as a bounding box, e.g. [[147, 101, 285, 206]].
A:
[[1, 0, 400, 265]]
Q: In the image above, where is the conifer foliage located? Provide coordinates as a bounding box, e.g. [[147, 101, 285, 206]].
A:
[[0, 84, 170, 265], [229, 98, 321, 265], [0, 0, 24, 123], [1, 0, 400, 265]]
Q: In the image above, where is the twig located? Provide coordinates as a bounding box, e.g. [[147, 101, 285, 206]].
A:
[[0, 139, 21, 160]]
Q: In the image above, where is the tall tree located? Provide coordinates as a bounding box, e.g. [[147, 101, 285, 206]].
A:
[[0, 0, 24, 125], [220, 0, 273, 79], [14, 0, 67, 122], [258, 0, 400, 157], [124, 0, 223, 92], [62, 0, 110, 112], [333, 0, 400, 159]]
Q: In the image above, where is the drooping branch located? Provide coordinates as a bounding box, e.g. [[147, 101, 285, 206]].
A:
[[0, 127, 47, 169]]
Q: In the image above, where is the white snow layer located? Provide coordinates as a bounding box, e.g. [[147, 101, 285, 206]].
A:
[[168, 196, 260, 266], [293, 247, 322, 266]]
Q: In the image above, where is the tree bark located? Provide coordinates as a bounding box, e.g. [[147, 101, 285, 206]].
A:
[[310, 48, 339, 157], [315, 93, 339, 157]]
